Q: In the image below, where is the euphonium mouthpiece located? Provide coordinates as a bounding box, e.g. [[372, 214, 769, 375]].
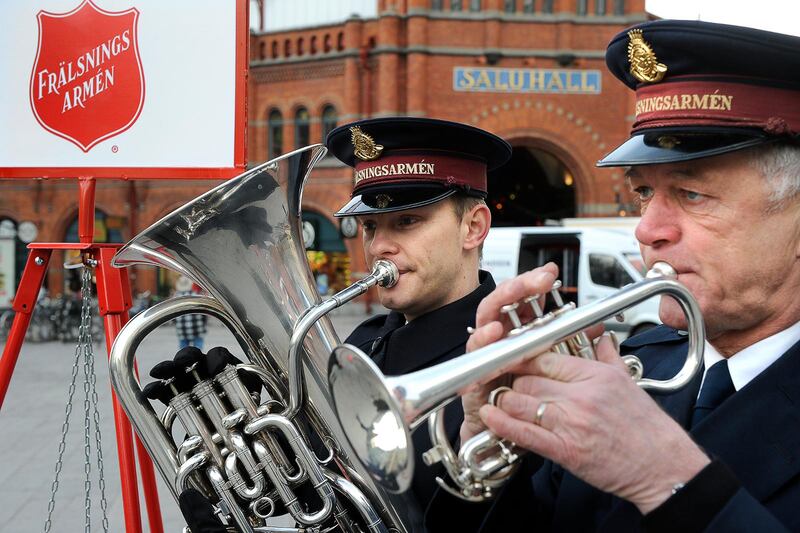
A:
[[372, 260, 400, 288]]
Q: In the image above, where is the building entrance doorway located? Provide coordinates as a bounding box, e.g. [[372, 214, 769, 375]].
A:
[[488, 145, 576, 226]]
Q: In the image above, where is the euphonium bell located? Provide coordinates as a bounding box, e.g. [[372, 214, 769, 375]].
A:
[[328, 262, 704, 496]]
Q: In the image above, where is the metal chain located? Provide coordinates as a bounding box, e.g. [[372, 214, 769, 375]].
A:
[[43, 263, 109, 533], [82, 266, 110, 532]]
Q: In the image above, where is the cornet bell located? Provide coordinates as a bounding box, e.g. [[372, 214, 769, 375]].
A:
[[329, 345, 415, 492]]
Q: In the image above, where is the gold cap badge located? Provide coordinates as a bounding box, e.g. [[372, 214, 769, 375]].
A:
[[627, 29, 667, 84], [350, 126, 384, 161], [375, 194, 392, 209]]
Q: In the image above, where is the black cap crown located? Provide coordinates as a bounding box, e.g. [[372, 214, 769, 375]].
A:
[[327, 117, 511, 216], [599, 20, 800, 167]]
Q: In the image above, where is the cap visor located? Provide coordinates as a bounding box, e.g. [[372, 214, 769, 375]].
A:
[[597, 131, 772, 167], [334, 189, 457, 217]]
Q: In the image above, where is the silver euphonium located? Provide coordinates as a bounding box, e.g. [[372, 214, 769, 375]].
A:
[[328, 262, 704, 500], [109, 145, 418, 532]]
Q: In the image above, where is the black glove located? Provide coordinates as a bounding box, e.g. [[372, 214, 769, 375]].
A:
[[178, 489, 229, 533], [141, 346, 261, 405]]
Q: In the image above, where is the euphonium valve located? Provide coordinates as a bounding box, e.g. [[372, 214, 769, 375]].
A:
[[328, 261, 704, 496]]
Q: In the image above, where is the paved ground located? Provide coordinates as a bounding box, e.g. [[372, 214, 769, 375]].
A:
[[0, 302, 384, 533]]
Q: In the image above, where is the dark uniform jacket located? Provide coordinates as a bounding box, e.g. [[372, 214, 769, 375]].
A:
[[345, 271, 496, 517], [426, 325, 800, 532]]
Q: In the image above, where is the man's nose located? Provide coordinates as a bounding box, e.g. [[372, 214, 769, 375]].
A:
[[635, 194, 680, 248], [367, 228, 399, 257]]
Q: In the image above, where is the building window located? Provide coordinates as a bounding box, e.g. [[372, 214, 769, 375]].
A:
[[268, 109, 283, 160], [431, 0, 443, 9], [323, 34, 332, 53], [595, 0, 606, 15], [451, 0, 463, 11], [271, 40, 278, 58], [613, 0, 624, 14], [337, 32, 344, 51], [542, 0, 553, 12], [284, 38, 291, 57], [577, 0, 587, 15], [523, 0, 534, 13], [321, 105, 338, 142], [310, 35, 317, 54], [470, 0, 481, 11], [297, 37, 304, 55], [295, 108, 310, 148], [504, 0, 515, 12]]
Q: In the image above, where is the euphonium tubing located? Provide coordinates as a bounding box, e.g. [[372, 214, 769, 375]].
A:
[[328, 262, 704, 495]]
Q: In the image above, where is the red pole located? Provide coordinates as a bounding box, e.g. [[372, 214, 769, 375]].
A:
[[96, 246, 168, 533], [0, 249, 51, 408], [78, 177, 96, 244]]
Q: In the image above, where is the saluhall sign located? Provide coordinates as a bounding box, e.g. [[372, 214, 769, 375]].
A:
[[0, 0, 248, 179], [453, 67, 602, 95]]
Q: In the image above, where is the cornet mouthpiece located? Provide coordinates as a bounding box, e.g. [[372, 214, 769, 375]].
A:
[[645, 261, 677, 280]]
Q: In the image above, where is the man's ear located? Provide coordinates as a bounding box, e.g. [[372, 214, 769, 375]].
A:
[[462, 203, 491, 251]]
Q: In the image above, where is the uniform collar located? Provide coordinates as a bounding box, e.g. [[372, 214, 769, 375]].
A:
[[381, 271, 496, 374], [702, 320, 800, 392]]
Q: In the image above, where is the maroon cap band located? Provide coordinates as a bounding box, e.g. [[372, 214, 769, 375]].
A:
[[353, 153, 487, 194], [633, 78, 800, 135]]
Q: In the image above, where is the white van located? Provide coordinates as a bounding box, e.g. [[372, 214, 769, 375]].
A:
[[481, 225, 660, 338]]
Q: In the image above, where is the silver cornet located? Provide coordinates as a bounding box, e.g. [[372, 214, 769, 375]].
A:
[[327, 262, 704, 500]]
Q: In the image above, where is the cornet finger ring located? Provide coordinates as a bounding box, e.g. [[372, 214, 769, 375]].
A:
[[534, 401, 549, 426], [488, 386, 512, 407]]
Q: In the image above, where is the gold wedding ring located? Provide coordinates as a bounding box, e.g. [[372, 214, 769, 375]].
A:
[[535, 401, 549, 426]]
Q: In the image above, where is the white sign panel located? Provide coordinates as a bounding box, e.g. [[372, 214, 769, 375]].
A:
[[0, 240, 15, 308], [0, 0, 245, 172]]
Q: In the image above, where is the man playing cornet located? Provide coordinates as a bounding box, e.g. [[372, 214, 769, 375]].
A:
[[430, 20, 800, 532]]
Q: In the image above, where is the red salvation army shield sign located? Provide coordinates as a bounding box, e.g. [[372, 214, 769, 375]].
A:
[[29, 0, 144, 152]]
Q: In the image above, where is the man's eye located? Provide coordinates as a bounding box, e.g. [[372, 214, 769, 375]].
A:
[[361, 221, 375, 231], [633, 186, 653, 201], [398, 217, 417, 226], [683, 190, 704, 202]]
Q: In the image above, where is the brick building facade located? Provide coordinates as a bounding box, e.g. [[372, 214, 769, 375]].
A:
[[0, 0, 647, 300]]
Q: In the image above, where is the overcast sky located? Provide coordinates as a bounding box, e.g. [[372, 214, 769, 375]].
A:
[[645, 0, 800, 36]]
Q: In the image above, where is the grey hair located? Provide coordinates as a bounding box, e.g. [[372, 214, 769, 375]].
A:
[[748, 142, 800, 212]]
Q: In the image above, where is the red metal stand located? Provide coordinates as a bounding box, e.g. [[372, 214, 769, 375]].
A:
[[0, 179, 163, 533]]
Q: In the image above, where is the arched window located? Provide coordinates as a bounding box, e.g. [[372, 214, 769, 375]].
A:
[[297, 37, 304, 55], [542, 0, 553, 12], [284, 38, 291, 57], [613, 0, 624, 15], [470, 0, 481, 11], [576, 0, 587, 15], [321, 105, 338, 141], [268, 109, 283, 160], [323, 34, 332, 53], [310, 35, 318, 54], [295, 107, 310, 148], [271, 41, 278, 58], [595, 0, 606, 15], [259, 41, 266, 60], [504, 0, 515, 12], [523, 0, 534, 13], [451, 0, 463, 10], [431, 0, 443, 10], [336, 32, 345, 51]]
